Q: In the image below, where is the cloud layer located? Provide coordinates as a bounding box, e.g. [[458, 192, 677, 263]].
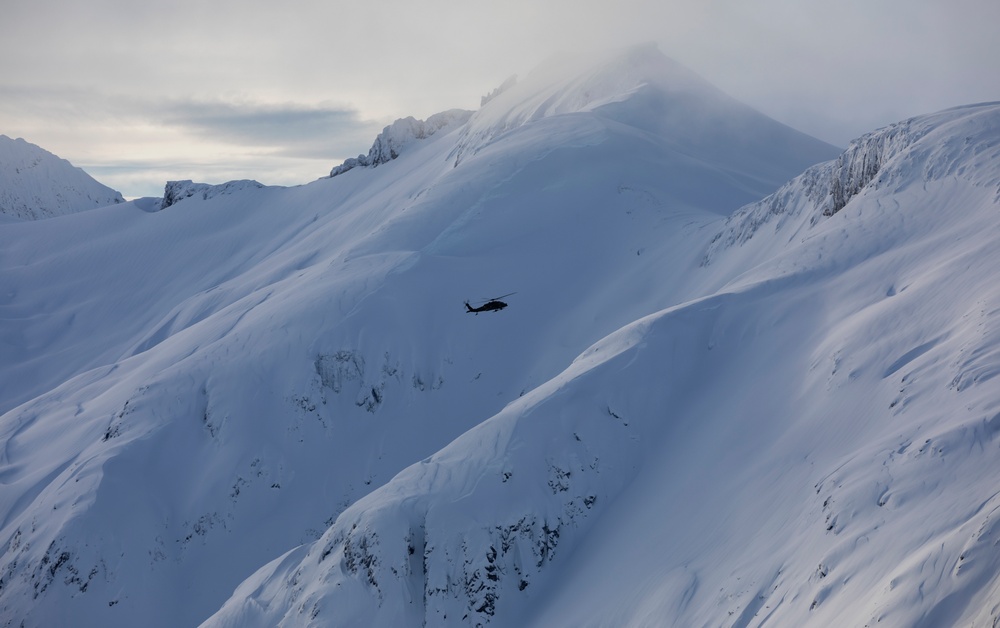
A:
[[0, 86, 383, 197], [3, 0, 999, 198]]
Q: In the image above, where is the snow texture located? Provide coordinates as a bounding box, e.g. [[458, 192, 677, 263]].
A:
[[704, 102, 1000, 264], [3, 44, 1000, 628], [0, 135, 124, 220]]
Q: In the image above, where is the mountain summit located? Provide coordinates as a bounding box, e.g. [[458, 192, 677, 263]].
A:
[[0, 135, 123, 220], [331, 45, 838, 207], [451, 44, 839, 211]]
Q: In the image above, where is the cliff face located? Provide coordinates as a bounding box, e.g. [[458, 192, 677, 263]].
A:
[[161, 179, 266, 209], [329, 109, 473, 177], [704, 102, 1000, 265]]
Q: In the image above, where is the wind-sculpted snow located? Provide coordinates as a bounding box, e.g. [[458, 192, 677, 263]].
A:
[[0, 135, 123, 220], [203, 298, 722, 627], [525, 103, 1000, 628], [704, 102, 1000, 265], [215, 101, 1000, 627]]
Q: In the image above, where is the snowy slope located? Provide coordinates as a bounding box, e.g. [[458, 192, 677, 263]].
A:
[[0, 45, 899, 628], [0, 136, 123, 220], [204, 103, 1000, 627], [526, 102, 1000, 628]]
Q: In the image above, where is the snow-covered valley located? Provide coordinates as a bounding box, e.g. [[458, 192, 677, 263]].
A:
[[2, 46, 999, 627]]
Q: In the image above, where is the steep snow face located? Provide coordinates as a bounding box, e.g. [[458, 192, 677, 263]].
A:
[[703, 102, 1000, 269], [0, 136, 124, 220], [205, 103, 1000, 628], [535, 102, 1000, 628], [0, 48, 839, 627]]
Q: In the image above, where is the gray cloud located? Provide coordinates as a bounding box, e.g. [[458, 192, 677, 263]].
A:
[[0, 86, 382, 158], [0, 86, 385, 197], [3, 0, 999, 194], [156, 99, 383, 159]]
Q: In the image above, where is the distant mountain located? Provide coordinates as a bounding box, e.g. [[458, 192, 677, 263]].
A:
[[330, 109, 474, 177], [6, 47, 999, 628], [0, 135, 123, 220]]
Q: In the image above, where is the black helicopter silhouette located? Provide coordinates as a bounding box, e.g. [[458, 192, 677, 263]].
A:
[[465, 292, 516, 314]]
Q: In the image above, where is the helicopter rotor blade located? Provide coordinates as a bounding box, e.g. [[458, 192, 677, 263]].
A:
[[481, 292, 516, 301]]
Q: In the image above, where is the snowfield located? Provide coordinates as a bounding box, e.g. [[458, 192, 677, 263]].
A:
[[2, 46, 999, 627]]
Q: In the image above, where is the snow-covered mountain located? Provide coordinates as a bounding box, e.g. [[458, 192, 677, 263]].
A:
[[199, 101, 1000, 628], [2, 45, 998, 628], [0, 136, 123, 220]]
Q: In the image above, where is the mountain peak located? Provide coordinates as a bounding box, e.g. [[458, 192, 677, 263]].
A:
[[485, 43, 710, 113], [0, 135, 124, 220], [449, 44, 838, 198], [327, 44, 836, 200]]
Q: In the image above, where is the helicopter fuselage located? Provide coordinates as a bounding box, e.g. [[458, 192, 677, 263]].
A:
[[465, 300, 507, 314]]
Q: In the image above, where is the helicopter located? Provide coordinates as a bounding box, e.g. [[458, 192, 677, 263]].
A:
[[465, 292, 516, 314]]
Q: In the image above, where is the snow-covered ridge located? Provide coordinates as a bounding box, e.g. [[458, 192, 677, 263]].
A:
[[161, 179, 267, 209], [0, 135, 123, 220], [329, 109, 473, 177], [703, 102, 1000, 263]]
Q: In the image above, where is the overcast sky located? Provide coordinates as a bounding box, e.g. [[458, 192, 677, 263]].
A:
[[3, 0, 999, 198]]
